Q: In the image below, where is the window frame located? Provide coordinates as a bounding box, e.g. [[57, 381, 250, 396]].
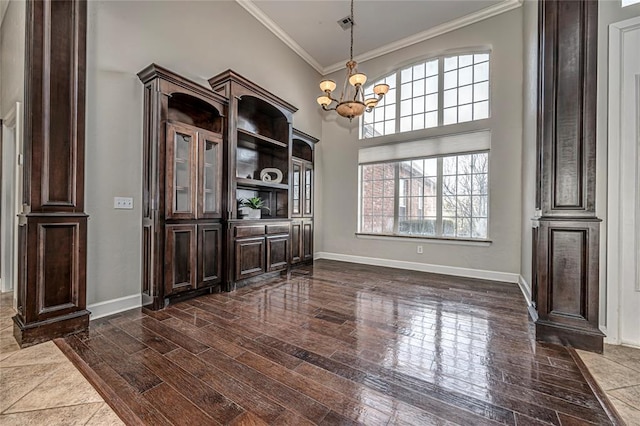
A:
[[360, 50, 491, 140], [357, 150, 491, 242]]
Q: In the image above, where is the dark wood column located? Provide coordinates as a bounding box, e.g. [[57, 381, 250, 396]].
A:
[[533, 0, 603, 352], [13, 0, 89, 347]]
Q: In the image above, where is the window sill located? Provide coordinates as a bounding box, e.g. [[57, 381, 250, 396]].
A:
[[355, 233, 492, 247]]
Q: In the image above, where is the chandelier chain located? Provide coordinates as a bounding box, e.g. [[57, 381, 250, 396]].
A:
[[350, 0, 354, 61]]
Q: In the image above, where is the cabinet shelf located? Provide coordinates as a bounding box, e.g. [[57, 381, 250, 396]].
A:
[[237, 128, 287, 149], [236, 177, 288, 190]]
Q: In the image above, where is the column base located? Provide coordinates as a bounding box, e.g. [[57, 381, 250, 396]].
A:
[[13, 310, 90, 348], [535, 319, 604, 353]]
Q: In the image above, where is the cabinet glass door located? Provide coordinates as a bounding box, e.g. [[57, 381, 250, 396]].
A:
[[198, 131, 222, 218], [292, 161, 301, 217], [304, 165, 313, 216], [167, 123, 197, 219]]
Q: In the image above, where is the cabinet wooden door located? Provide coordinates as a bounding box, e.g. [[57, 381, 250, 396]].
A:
[[235, 237, 265, 280], [165, 224, 197, 295], [198, 223, 221, 288], [166, 123, 198, 220], [198, 130, 223, 219], [267, 235, 289, 272], [302, 221, 313, 262], [290, 221, 302, 264]]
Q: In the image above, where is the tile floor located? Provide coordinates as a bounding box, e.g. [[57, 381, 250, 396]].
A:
[[577, 345, 640, 426], [0, 292, 123, 425], [1, 289, 639, 425]]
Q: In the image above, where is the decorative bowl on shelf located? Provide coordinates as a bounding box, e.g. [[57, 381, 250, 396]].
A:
[[260, 168, 283, 184]]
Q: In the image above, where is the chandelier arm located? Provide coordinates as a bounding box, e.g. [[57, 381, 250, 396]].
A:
[[321, 104, 337, 112], [325, 92, 338, 103]]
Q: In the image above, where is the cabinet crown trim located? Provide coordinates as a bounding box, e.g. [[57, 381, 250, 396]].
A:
[[208, 69, 298, 114], [138, 64, 228, 105]]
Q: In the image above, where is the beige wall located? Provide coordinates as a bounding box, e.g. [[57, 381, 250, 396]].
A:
[[596, 0, 640, 330], [520, 0, 538, 296], [85, 0, 322, 305], [317, 8, 524, 277], [0, 0, 24, 117]]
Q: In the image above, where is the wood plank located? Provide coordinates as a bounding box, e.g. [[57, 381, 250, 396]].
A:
[[165, 348, 286, 424], [143, 383, 217, 426], [134, 348, 244, 423]]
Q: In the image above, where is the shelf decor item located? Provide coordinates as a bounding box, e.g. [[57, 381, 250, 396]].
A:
[[260, 168, 283, 183], [316, 0, 389, 120], [239, 197, 269, 219]]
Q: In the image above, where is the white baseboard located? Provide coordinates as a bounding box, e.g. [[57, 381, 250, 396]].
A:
[[87, 294, 141, 320], [314, 252, 519, 283], [518, 275, 533, 307]]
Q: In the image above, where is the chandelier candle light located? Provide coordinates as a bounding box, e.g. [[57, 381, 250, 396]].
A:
[[316, 0, 389, 121]]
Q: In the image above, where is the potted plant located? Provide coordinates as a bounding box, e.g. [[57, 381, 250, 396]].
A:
[[238, 197, 269, 219]]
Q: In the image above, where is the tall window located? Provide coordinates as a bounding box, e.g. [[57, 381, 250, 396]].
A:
[[358, 131, 491, 240], [361, 52, 490, 139]]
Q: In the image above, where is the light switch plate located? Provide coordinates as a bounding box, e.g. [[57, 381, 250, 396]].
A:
[[114, 197, 133, 209]]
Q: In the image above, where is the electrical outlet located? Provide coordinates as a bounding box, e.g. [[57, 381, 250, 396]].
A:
[[114, 197, 133, 210], [417, 245, 423, 254]]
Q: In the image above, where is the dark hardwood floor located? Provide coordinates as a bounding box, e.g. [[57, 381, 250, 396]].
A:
[[57, 260, 613, 425]]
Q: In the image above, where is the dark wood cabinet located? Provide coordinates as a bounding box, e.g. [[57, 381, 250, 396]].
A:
[[290, 130, 318, 266], [139, 67, 318, 302], [302, 220, 313, 262], [138, 65, 227, 309], [234, 237, 266, 281], [165, 224, 197, 294], [292, 160, 313, 218], [291, 221, 302, 264], [166, 122, 222, 220], [208, 71, 296, 221], [209, 71, 299, 289], [164, 222, 222, 294], [231, 221, 290, 284], [291, 219, 313, 265], [267, 235, 289, 271], [199, 223, 222, 288]]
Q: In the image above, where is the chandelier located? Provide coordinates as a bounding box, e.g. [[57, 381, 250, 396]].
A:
[[316, 0, 389, 121]]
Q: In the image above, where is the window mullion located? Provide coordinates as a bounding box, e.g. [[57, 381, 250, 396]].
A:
[[393, 162, 400, 234], [438, 57, 444, 127], [436, 157, 443, 237], [394, 72, 400, 134]]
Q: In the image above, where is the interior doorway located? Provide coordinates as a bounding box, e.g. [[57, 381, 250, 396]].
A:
[[1, 102, 23, 308], [607, 16, 640, 347]]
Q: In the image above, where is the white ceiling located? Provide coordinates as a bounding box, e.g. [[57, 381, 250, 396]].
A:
[[237, 0, 521, 75]]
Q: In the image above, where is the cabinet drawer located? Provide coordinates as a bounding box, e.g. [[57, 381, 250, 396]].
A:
[[266, 224, 290, 235], [235, 225, 266, 238]]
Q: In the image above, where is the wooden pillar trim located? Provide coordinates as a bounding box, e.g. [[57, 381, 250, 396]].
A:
[[538, 0, 598, 217], [30, 0, 86, 211], [533, 0, 603, 353], [13, 0, 89, 347]]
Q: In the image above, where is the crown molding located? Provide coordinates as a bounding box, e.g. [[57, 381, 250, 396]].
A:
[[235, 0, 324, 74], [324, 0, 522, 74], [236, 0, 522, 76]]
